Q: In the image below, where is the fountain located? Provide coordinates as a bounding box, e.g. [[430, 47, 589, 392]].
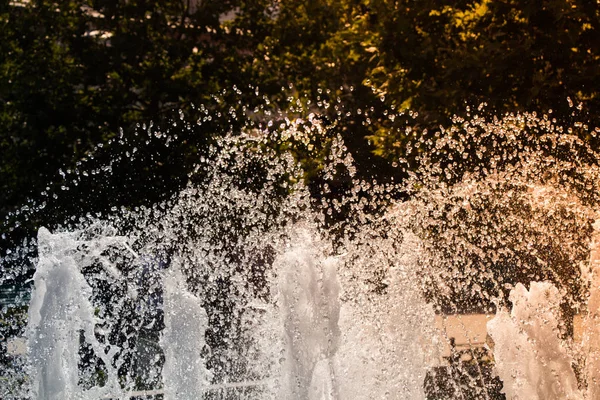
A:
[[2, 99, 600, 399]]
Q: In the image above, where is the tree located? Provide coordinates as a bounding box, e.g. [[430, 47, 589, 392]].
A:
[[356, 0, 600, 159], [0, 0, 270, 252]]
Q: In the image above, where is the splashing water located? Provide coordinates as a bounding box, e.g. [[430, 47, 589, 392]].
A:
[[2, 96, 600, 399]]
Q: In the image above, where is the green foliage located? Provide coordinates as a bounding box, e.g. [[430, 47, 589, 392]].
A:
[[358, 0, 600, 158]]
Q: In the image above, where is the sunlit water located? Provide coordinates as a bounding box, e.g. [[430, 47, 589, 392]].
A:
[[2, 94, 600, 399]]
